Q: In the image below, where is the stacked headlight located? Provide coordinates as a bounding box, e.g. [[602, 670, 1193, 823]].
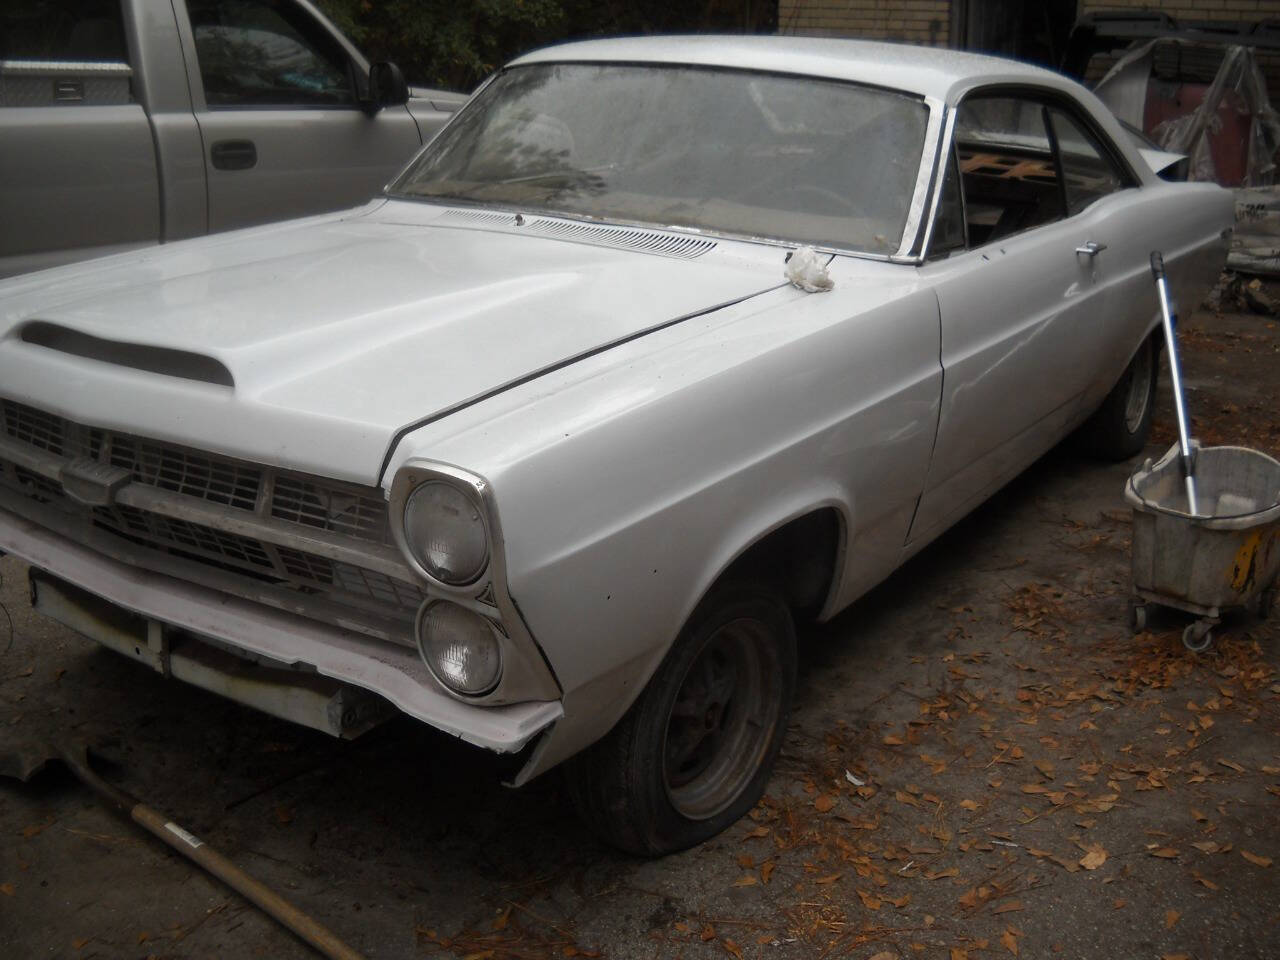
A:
[[417, 601, 502, 695], [401, 480, 489, 585]]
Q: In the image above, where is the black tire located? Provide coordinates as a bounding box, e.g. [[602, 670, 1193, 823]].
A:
[[1077, 335, 1159, 461], [564, 583, 796, 856]]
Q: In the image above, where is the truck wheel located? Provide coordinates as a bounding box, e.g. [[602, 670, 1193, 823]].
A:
[[565, 583, 796, 856], [1078, 335, 1159, 461]]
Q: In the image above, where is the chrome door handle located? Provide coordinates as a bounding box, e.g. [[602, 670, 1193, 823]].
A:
[[1075, 240, 1107, 257]]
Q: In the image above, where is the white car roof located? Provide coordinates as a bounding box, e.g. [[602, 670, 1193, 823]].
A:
[[510, 35, 1076, 105]]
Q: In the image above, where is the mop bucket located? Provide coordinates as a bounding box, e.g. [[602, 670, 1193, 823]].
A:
[[1126, 442, 1280, 650]]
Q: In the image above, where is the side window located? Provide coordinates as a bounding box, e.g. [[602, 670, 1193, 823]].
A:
[[1, 0, 128, 61], [954, 96, 1064, 246], [185, 0, 356, 108], [1047, 109, 1126, 216], [928, 144, 967, 258]]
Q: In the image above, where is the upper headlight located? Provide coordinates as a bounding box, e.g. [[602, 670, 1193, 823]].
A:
[[402, 480, 489, 585]]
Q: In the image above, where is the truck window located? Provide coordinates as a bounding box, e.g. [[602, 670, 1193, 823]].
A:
[[0, 0, 128, 62], [185, 0, 356, 108]]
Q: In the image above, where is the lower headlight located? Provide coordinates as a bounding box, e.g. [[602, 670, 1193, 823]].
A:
[[417, 601, 502, 696]]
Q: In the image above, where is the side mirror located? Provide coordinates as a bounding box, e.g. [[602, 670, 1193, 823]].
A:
[[365, 61, 409, 113]]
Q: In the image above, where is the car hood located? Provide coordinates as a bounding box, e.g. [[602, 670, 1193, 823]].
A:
[[0, 203, 780, 484]]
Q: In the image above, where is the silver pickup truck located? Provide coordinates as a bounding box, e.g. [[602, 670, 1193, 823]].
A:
[[0, 0, 464, 278]]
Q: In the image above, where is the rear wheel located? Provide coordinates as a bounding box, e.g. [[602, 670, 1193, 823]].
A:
[[565, 583, 796, 856], [1078, 335, 1159, 460]]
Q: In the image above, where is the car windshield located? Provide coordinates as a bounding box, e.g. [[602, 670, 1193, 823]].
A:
[[390, 63, 931, 254]]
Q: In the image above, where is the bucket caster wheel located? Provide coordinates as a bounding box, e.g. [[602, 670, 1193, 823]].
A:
[[1182, 620, 1214, 653], [1128, 600, 1148, 634]]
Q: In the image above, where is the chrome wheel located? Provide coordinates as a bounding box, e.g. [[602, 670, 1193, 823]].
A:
[[662, 618, 781, 820], [1123, 341, 1154, 433]]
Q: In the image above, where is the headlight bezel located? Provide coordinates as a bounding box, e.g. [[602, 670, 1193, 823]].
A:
[[389, 463, 493, 593], [387, 459, 562, 706]]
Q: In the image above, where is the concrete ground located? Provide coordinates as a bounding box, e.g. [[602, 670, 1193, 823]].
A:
[[1, 285, 1278, 960]]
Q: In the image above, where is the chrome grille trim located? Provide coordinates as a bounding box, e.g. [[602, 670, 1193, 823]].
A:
[[0, 400, 424, 642]]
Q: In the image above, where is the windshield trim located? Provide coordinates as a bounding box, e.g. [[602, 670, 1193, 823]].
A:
[[386, 63, 944, 264]]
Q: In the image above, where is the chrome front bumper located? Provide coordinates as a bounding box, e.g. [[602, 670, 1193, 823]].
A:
[[0, 507, 562, 753]]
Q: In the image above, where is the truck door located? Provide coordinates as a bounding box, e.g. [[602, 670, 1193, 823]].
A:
[[0, 1, 160, 278], [176, 0, 422, 232]]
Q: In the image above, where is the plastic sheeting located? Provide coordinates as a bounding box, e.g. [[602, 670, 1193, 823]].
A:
[[1095, 39, 1280, 187]]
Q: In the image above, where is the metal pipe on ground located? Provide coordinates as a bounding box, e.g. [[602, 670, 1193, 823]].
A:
[[0, 739, 368, 960]]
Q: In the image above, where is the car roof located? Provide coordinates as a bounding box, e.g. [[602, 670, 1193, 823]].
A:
[[509, 35, 1076, 105]]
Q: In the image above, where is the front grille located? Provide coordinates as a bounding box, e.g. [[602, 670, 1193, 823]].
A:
[[0, 399, 424, 640]]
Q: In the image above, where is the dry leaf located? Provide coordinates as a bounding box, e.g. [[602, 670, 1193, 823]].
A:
[[744, 825, 769, 838], [1113, 899, 1128, 909], [1001, 928, 1020, 956], [722, 939, 744, 960], [1192, 871, 1219, 890], [72, 939, 90, 951], [1150, 848, 1179, 859], [1165, 909, 1180, 929], [1191, 808, 1208, 822], [1218, 759, 1246, 773], [994, 901, 1024, 915], [857, 889, 882, 910], [701, 924, 716, 942], [960, 799, 979, 811], [951, 949, 969, 960], [492, 907, 511, 931], [1191, 841, 1219, 854], [868, 953, 897, 960], [814, 873, 842, 885], [884, 735, 905, 746], [0, 883, 13, 896], [1079, 844, 1108, 870], [761, 861, 776, 885], [814, 794, 836, 813], [888, 893, 912, 908], [925, 866, 959, 880], [1241, 850, 1273, 867]]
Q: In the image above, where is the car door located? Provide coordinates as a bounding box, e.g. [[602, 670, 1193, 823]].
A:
[[0, 0, 161, 278], [907, 91, 1139, 545], [176, 0, 422, 232]]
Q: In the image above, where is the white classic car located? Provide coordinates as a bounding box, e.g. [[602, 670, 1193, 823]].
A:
[[0, 37, 1231, 854]]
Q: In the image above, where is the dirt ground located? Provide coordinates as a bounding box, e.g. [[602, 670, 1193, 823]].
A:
[[1, 280, 1278, 960]]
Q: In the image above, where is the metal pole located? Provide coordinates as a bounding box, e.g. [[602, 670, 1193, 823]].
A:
[[1150, 251, 1199, 516]]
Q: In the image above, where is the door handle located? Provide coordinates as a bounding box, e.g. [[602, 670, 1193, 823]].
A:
[[1075, 240, 1107, 258], [210, 139, 257, 171]]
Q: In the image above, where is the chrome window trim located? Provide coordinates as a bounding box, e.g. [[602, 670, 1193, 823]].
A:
[[389, 460, 562, 705]]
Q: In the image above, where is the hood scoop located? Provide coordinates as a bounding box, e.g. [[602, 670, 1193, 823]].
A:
[[21, 322, 234, 388], [435, 208, 718, 259]]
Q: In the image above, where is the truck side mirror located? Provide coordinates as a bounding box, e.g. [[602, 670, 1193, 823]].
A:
[[366, 61, 409, 112]]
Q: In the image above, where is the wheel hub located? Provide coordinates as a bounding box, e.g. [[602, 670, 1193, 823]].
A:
[[662, 618, 780, 820]]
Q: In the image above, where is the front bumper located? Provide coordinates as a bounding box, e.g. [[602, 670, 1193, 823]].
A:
[[0, 507, 562, 753]]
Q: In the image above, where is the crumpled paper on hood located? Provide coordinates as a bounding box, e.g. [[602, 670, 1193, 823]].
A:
[[784, 246, 834, 292]]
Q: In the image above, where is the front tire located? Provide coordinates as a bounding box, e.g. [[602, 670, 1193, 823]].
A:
[[1078, 334, 1159, 460], [565, 583, 796, 856]]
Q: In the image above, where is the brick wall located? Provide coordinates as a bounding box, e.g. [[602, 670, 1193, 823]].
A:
[[777, 0, 953, 47]]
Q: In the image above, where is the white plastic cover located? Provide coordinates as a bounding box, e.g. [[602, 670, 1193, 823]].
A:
[[784, 245, 834, 292], [1095, 40, 1280, 186]]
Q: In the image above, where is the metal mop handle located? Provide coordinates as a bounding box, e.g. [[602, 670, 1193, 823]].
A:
[[1150, 251, 1199, 516]]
